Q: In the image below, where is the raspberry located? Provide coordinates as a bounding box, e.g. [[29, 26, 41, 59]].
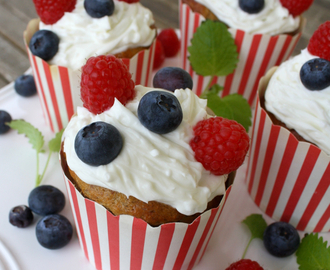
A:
[[117, 0, 139, 3], [157, 29, 180, 57], [307, 21, 330, 61], [225, 259, 264, 270], [153, 39, 166, 70], [80, 55, 135, 115], [33, 0, 77, 25], [279, 0, 313, 17], [190, 117, 249, 175]]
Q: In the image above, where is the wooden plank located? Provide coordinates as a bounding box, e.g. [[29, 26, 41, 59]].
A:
[[0, 77, 8, 89], [1, 0, 37, 22]]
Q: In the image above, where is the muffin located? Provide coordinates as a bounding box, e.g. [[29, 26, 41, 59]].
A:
[[246, 22, 330, 232], [60, 56, 249, 269], [24, 0, 156, 132], [180, 0, 309, 106]]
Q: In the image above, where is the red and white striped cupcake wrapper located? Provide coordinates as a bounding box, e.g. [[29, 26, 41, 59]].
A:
[[245, 68, 330, 232], [24, 19, 156, 133], [62, 173, 232, 270], [179, 2, 304, 106]]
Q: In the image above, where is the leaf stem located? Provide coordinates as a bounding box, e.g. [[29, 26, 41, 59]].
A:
[[242, 237, 253, 259], [200, 76, 213, 99], [38, 151, 53, 187], [35, 151, 40, 187]]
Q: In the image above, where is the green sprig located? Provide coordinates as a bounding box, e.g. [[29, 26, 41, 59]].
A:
[[8, 120, 63, 187]]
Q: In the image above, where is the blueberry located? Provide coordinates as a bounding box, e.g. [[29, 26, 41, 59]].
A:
[[138, 91, 183, 134], [28, 185, 65, 216], [9, 205, 34, 228], [0, 110, 12, 134], [239, 0, 264, 14], [153, 67, 193, 92], [300, 58, 330, 90], [14, 75, 37, 97], [75, 121, 123, 166], [263, 221, 300, 257], [36, 214, 73, 249], [29, 30, 59, 61], [84, 0, 114, 18]]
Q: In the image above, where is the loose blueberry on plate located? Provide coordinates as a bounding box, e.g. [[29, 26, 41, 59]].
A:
[[239, 0, 264, 14], [36, 214, 73, 249], [263, 221, 300, 257], [75, 121, 123, 166], [300, 58, 330, 90], [28, 185, 65, 216], [153, 67, 193, 92], [138, 91, 183, 134], [84, 0, 114, 18], [9, 205, 34, 228], [29, 30, 59, 61], [14, 75, 37, 97], [0, 110, 12, 134]]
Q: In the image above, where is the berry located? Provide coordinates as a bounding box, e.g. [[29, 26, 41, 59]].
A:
[[75, 121, 123, 166], [84, 0, 114, 18], [0, 110, 12, 134], [307, 21, 330, 61], [225, 259, 264, 270], [157, 29, 180, 57], [239, 0, 264, 14], [263, 221, 300, 257], [190, 117, 249, 175], [279, 0, 313, 17], [117, 0, 139, 3], [29, 30, 59, 61], [153, 67, 193, 92], [28, 185, 65, 216], [14, 75, 37, 97], [300, 58, 330, 90], [9, 205, 34, 228], [138, 91, 183, 134], [33, 0, 77, 25], [153, 39, 165, 70], [80, 55, 135, 115], [36, 214, 73, 249]]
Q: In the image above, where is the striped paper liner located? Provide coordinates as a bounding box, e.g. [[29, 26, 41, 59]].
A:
[[23, 19, 156, 133], [179, 2, 304, 106], [245, 68, 330, 232], [62, 173, 232, 270]]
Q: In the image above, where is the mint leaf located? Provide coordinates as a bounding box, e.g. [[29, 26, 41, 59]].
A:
[[188, 20, 238, 77], [206, 87, 252, 131], [49, 129, 64, 153], [8, 120, 44, 152], [296, 233, 330, 270]]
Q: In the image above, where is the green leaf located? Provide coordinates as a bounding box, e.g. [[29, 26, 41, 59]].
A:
[[188, 20, 238, 77], [205, 88, 252, 131], [8, 120, 44, 152], [242, 214, 268, 240], [296, 233, 330, 270], [49, 129, 64, 153]]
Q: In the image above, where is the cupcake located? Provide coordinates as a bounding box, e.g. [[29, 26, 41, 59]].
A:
[[60, 55, 249, 269], [180, 0, 310, 106], [246, 21, 330, 232], [24, 0, 156, 132]]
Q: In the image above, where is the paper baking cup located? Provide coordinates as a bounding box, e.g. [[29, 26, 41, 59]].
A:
[[245, 67, 330, 232], [62, 175, 232, 270], [24, 19, 156, 133], [179, 2, 304, 106]]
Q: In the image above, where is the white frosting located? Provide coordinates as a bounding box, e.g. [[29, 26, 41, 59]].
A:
[[40, 0, 156, 71], [194, 0, 300, 35], [62, 87, 228, 215], [265, 49, 330, 155]]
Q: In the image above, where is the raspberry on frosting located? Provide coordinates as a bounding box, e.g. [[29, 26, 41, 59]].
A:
[[279, 0, 314, 17], [307, 21, 330, 62], [80, 55, 135, 115], [190, 117, 250, 175]]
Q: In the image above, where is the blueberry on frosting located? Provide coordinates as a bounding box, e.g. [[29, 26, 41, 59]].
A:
[[300, 58, 330, 91], [239, 0, 264, 14], [84, 0, 115, 18]]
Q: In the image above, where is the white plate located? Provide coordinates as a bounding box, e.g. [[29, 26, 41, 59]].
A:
[[0, 63, 329, 270]]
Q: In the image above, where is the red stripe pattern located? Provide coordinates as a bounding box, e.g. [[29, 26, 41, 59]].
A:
[[26, 41, 156, 133], [62, 174, 233, 269], [246, 97, 330, 232], [179, 3, 302, 106]]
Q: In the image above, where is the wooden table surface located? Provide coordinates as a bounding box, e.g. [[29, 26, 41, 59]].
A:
[[0, 0, 329, 89]]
